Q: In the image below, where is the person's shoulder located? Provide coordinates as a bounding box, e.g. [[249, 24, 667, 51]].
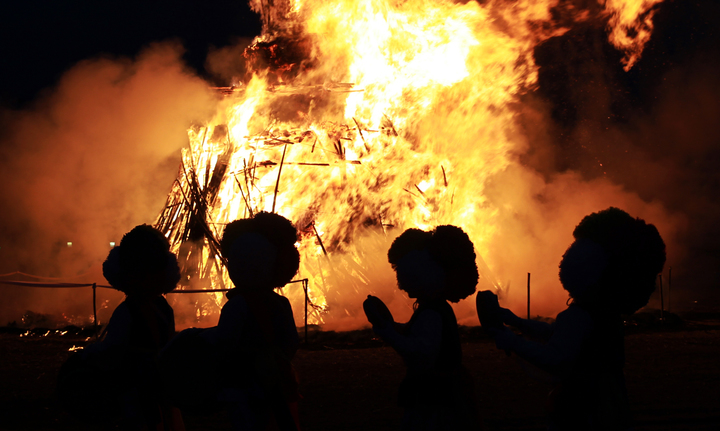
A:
[[153, 295, 175, 317], [269, 290, 292, 305], [153, 295, 170, 305], [556, 303, 593, 327], [111, 300, 132, 318], [222, 292, 249, 311], [106, 300, 132, 329], [153, 294, 172, 308]]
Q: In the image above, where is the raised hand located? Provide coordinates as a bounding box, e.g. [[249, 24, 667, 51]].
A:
[[363, 295, 394, 329], [475, 290, 504, 330]]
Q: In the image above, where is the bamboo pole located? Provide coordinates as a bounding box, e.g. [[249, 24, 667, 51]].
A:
[[527, 273, 531, 320], [311, 223, 329, 257], [353, 117, 369, 152], [272, 143, 289, 213], [233, 174, 254, 218], [242, 159, 254, 217]]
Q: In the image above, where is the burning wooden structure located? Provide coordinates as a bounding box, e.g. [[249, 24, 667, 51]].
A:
[[154, 0, 666, 329]]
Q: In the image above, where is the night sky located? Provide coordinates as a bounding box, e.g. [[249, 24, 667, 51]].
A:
[[0, 0, 262, 108], [1, 0, 720, 307]]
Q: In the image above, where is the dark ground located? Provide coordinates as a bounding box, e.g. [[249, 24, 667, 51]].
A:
[[1, 313, 719, 431]]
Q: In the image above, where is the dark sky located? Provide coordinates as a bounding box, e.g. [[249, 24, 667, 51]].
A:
[[0, 0, 262, 108]]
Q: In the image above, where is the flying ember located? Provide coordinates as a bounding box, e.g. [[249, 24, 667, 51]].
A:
[[155, 0, 664, 330]]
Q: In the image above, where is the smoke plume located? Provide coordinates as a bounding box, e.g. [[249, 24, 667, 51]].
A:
[[0, 42, 216, 326]]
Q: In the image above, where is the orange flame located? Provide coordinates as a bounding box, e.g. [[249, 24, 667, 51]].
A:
[[160, 0, 666, 330], [604, 0, 664, 69]]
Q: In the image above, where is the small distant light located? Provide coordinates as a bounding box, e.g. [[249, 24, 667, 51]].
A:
[[109, 242, 116, 247], [66, 242, 73, 247]]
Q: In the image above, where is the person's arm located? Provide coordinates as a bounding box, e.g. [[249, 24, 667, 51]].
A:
[[500, 308, 554, 341], [374, 309, 443, 370], [493, 306, 592, 375]]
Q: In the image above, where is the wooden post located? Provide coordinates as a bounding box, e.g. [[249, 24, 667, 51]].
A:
[[92, 283, 98, 337], [527, 273, 531, 320], [659, 274, 664, 322]]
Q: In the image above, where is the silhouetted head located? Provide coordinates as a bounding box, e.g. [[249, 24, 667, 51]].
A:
[[388, 225, 478, 303], [221, 212, 299, 291], [102, 224, 180, 296], [559, 207, 666, 314]]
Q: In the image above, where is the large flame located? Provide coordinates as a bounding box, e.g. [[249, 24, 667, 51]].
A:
[[157, 0, 665, 330]]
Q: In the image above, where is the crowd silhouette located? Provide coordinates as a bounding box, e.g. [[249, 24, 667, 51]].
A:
[[58, 207, 665, 431]]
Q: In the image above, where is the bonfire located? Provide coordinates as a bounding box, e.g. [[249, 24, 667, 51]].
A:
[[154, 0, 664, 330]]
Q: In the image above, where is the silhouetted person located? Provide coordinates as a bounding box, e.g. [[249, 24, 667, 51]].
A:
[[477, 207, 666, 431], [58, 224, 182, 430], [162, 212, 300, 431], [364, 225, 480, 431]]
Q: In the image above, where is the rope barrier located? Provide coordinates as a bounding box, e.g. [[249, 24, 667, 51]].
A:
[[0, 280, 96, 288], [0, 277, 314, 342], [0, 270, 103, 281]]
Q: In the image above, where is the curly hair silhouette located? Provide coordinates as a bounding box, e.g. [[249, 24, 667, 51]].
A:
[[388, 225, 478, 303], [559, 207, 666, 314], [102, 224, 180, 296], [221, 211, 300, 289]]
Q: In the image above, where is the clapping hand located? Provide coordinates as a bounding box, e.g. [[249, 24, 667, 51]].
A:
[[363, 295, 394, 329], [476, 291, 513, 356], [476, 290, 504, 330]]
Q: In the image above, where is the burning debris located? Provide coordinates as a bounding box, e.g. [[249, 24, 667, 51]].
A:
[[243, 35, 316, 85]]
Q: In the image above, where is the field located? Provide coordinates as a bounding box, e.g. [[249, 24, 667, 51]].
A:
[[1, 315, 719, 430]]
